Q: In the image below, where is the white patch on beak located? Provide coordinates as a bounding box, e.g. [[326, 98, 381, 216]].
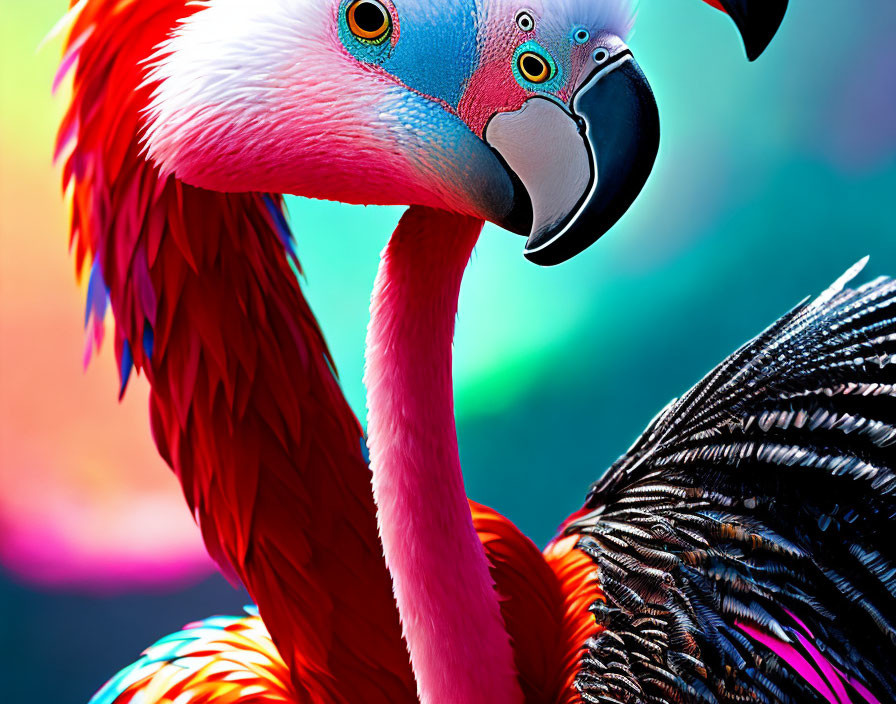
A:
[[485, 98, 590, 238]]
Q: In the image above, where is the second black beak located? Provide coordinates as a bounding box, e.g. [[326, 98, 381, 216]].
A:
[[486, 51, 660, 266]]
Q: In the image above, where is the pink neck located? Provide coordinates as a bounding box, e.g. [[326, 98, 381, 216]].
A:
[[365, 207, 523, 704]]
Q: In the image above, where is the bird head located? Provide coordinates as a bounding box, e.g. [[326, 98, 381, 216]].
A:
[[144, 0, 785, 265]]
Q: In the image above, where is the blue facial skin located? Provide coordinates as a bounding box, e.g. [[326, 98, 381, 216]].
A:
[[571, 26, 591, 44], [336, 0, 515, 222], [337, 0, 479, 110], [335, 1, 613, 227], [338, 1, 603, 111]]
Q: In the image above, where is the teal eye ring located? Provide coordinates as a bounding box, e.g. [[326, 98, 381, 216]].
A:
[[573, 27, 590, 44], [346, 0, 392, 45], [512, 42, 559, 89]]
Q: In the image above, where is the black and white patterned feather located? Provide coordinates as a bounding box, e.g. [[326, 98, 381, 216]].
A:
[[566, 260, 896, 704]]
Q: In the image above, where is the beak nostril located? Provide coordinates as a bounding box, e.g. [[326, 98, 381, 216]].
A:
[[593, 48, 610, 64]]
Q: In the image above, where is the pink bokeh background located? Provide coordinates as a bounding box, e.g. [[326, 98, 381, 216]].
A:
[[0, 4, 212, 588]]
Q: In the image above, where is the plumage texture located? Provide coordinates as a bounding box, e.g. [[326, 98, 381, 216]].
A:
[[58, 2, 418, 701], [90, 609, 293, 704], [57, 2, 651, 700], [86, 262, 896, 704], [562, 262, 896, 703], [87, 504, 598, 704], [474, 504, 601, 704], [361, 208, 620, 704], [364, 208, 523, 704], [55, 0, 811, 701], [135, 0, 644, 219]]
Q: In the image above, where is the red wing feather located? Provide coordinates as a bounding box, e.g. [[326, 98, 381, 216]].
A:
[[471, 502, 609, 704]]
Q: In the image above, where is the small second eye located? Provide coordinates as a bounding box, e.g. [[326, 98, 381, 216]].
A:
[[347, 0, 392, 43], [518, 52, 552, 83]]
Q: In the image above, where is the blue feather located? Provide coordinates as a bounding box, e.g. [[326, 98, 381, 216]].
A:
[[142, 324, 154, 361], [84, 259, 109, 329], [119, 340, 133, 399], [263, 195, 297, 259]]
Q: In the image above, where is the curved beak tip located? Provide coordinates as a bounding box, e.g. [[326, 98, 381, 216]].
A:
[[718, 0, 789, 62]]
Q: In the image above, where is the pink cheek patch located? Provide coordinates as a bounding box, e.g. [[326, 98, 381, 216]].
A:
[[458, 59, 531, 137], [388, 5, 400, 47]]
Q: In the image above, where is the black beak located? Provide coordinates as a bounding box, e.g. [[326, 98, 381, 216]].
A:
[[524, 55, 659, 265], [480, 2, 786, 266], [716, 0, 789, 62], [485, 51, 659, 266]]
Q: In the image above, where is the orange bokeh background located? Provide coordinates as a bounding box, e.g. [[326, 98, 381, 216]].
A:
[[0, 0, 211, 590]]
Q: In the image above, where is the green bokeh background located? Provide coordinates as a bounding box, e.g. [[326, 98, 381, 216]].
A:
[[292, 1, 896, 543], [1, 0, 894, 700]]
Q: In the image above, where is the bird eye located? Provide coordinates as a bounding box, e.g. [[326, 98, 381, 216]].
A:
[[518, 51, 552, 84], [574, 28, 590, 44], [347, 0, 392, 44], [515, 11, 535, 32]]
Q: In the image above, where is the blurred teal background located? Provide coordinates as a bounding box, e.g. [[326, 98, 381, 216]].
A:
[[1, 0, 894, 701], [299, 1, 896, 542]]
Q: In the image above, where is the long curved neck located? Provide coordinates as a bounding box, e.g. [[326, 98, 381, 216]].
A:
[[365, 206, 524, 704]]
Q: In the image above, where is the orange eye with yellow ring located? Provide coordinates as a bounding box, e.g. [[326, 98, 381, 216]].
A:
[[518, 51, 552, 83], [346, 0, 392, 44]]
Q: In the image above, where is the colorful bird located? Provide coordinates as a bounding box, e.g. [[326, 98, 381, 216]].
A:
[[90, 260, 896, 704], [54, 0, 894, 702]]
